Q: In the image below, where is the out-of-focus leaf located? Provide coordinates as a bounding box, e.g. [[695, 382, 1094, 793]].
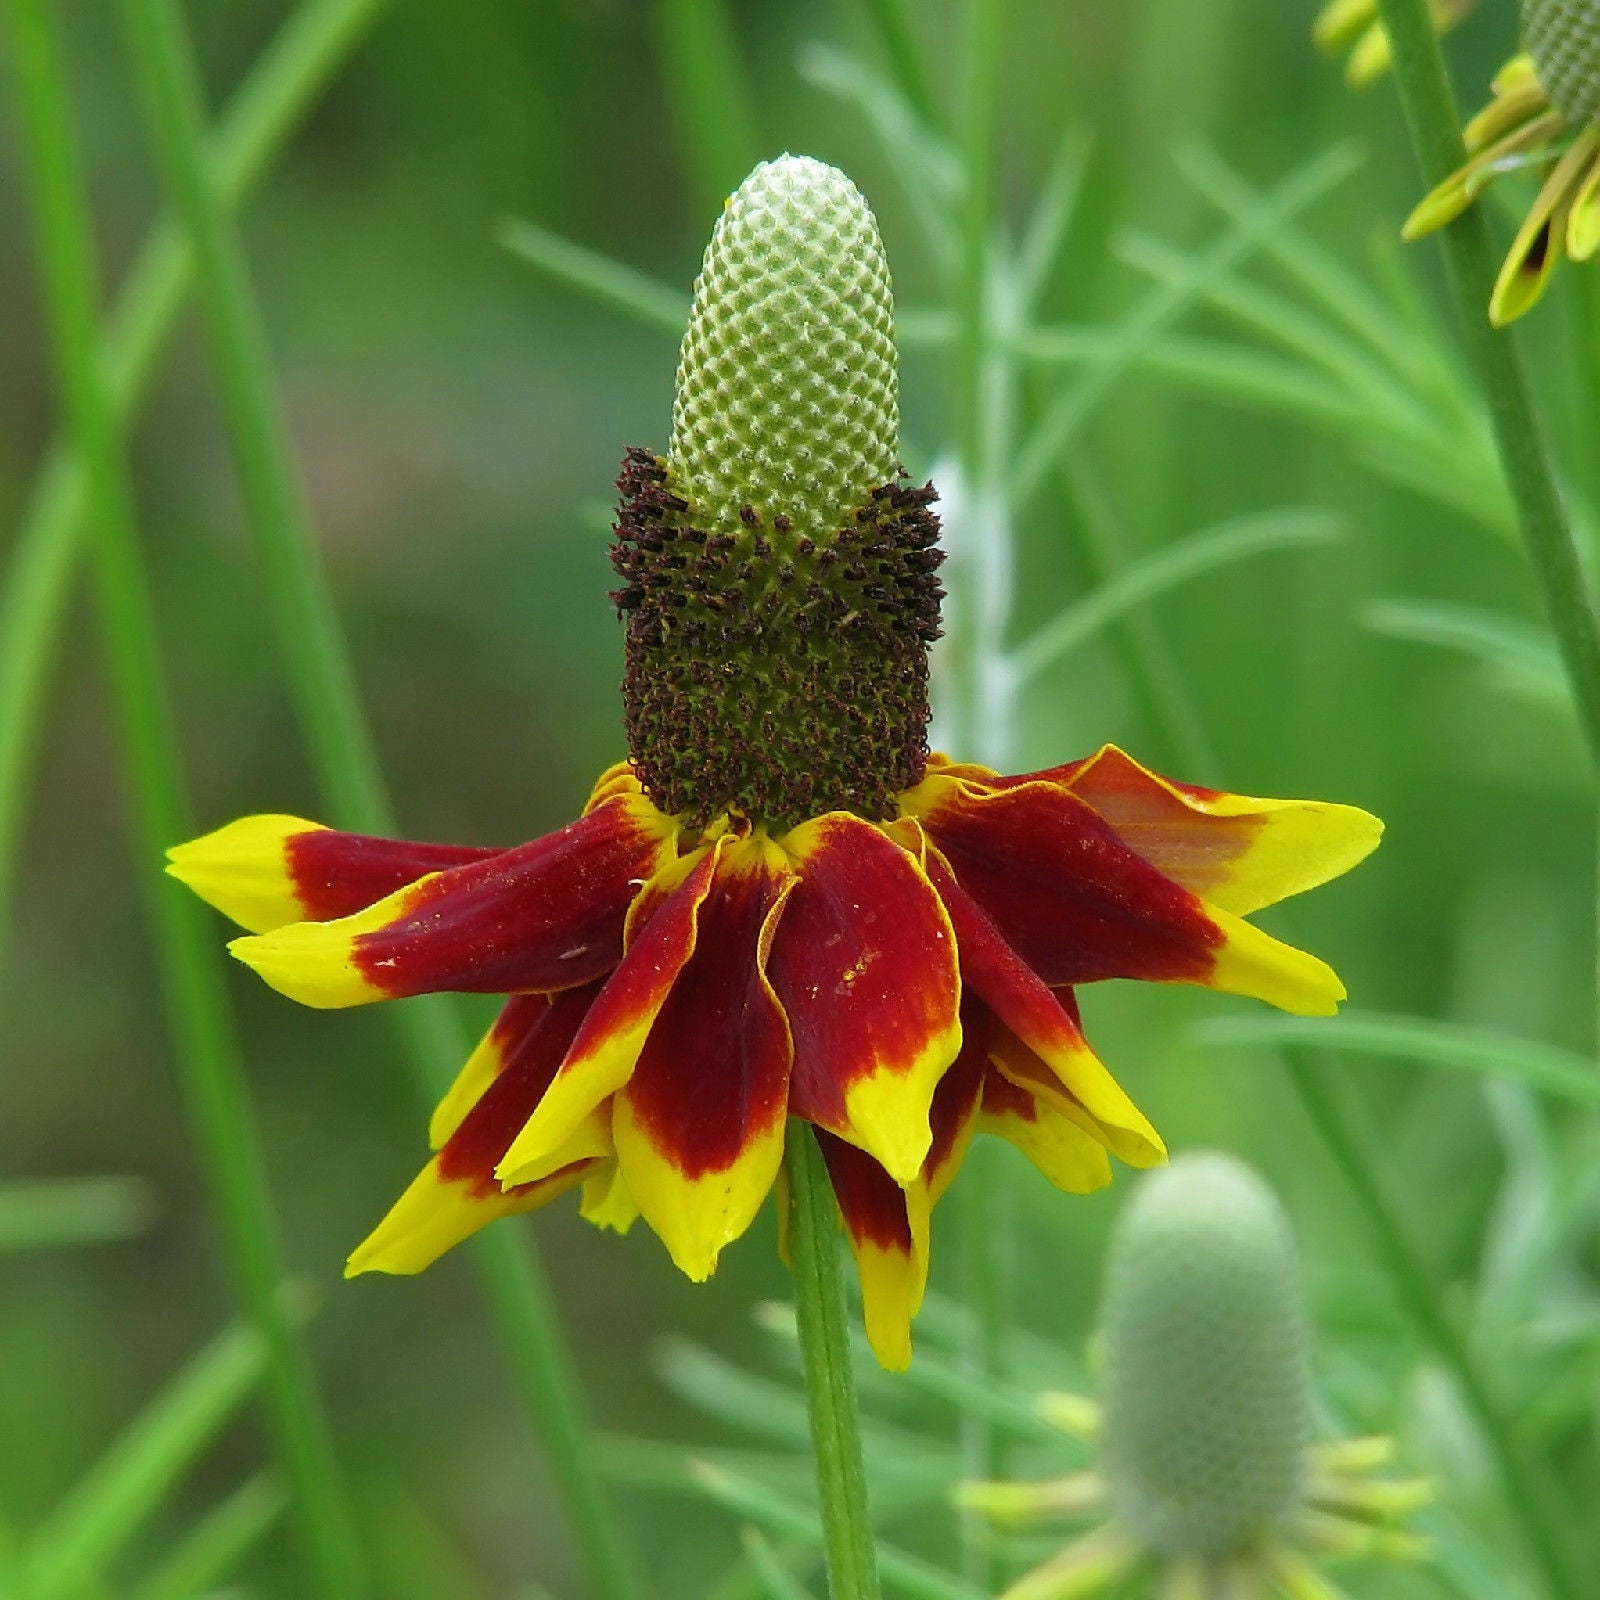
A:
[[0, 1176, 157, 1253], [27, 1319, 276, 1597], [131, 1476, 283, 1600], [497, 217, 687, 337], [740, 1527, 819, 1600], [1363, 600, 1569, 711], [1012, 508, 1341, 684], [1193, 1012, 1599, 1105]]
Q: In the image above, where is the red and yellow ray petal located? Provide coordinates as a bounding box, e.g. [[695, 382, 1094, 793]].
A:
[[1490, 128, 1600, 326], [921, 999, 992, 1208], [228, 792, 677, 1009], [344, 1159, 586, 1277], [613, 834, 797, 1281], [816, 1129, 928, 1371], [166, 815, 500, 933], [496, 842, 723, 1185], [906, 773, 1222, 987], [347, 984, 608, 1276], [924, 851, 1164, 1167], [579, 1159, 639, 1234], [429, 992, 549, 1149], [910, 775, 1347, 1014], [1045, 744, 1381, 917], [771, 813, 962, 1186], [978, 1062, 1113, 1194]]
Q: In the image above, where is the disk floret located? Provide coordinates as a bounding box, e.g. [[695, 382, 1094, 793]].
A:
[[613, 155, 942, 830]]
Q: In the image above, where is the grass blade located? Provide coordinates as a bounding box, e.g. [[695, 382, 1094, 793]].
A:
[[741, 1527, 821, 1600], [652, 0, 761, 215], [132, 1476, 285, 1600], [1193, 1011, 1600, 1105], [115, 2, 644, 1592], [1011, 508, 1342, 685], [0, 1176, 157, 1253], [2, 1, 367, 1591], [28, 1324, 271, 1595], [0, 0, 390, 975]]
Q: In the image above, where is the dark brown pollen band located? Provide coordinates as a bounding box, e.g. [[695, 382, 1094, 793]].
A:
[[611, 448, 944, 831]]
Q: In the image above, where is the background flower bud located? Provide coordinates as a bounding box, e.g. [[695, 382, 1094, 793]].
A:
[[1099, 1152, 1311, 1558]]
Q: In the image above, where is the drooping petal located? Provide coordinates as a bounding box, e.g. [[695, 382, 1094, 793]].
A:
[[429, 992, 549, 1148], [771, 813, 962, 1185], [921, 848, 1164, 1168], [346, 985, 606, 1276], [228, 792, 677, 1009], [1402, 110, 1564, 240], [1490, 128, 1600, 326], [497, 844, 724, 1184], [613, 834, 797, 1281], [911, 776, 1346, 1014], [816, 1128, 928, 1371], [1312, 0, 1376, 53], [579, 1161, 639, 1234], [166, 814, 499, 933], [978, 1061, 1113, 1195], [1567, 144, 1600, 259], [1053, 745, 1382, 917]]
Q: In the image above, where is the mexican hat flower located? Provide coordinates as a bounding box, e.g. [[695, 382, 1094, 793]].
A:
[[1313, 0, 1477, 90], [167, 156, 1381, 1369], [958, 1154, 1431, 1598], [1404, 0, 1600, 324]]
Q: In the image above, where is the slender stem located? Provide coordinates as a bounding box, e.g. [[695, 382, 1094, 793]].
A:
[[1375, 0, 1600, 772], [0, 0, 389, 974], [1283, 1053, 1580, 1600], [1, 2, 367, 1594], [652, 0, 761, 217], [111, 2, 643, 1594], [784, 1124, 882, 1600]]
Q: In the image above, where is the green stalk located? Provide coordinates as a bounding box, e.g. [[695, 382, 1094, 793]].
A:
[[0, 2, 367, 1595], [783, 1125, 883, 1600], [112, 2, 642, 1594], [0, 0, 389, 974], [1375, 0, 1600, 771], [1283, 1055, 1579, 1600]]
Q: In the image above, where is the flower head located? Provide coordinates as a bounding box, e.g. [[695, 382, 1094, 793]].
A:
[[959, 1154, 1431, 1597], [1313, 0, 1477, 90], [167, 156, 1381, 1368], [1404, 0, 1600, 324]]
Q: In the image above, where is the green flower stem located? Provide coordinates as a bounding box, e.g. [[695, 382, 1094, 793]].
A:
[[0, 0, 389, 975], [0, 2, 367, 1595], [1375, 0, 1600, 772], [783, 1124, 883, 1600], [1283, 1054, 1580, 1600], [112, 2, 643, 1596]]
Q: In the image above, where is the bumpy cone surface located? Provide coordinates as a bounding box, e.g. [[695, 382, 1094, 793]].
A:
[[615, 155, 941, 829], [1099, 1153, 1311, 1558], [1525, 0, 1600, 122], [669, 156, 899, 539]]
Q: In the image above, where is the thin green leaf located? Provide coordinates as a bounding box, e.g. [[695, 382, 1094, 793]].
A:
[[1363, 599, 1568, 710], [1014, 125, 1091, 313], [1011, 508, 1341, 685], [1009, 143, 1362, 505], [685, 1464, 986, 1600], [1192, 1012, 1600, 1106], [132, 1476, 284, 1600], [0, 1176, 157, 1253], [740, 1528, 820, 1600], [496, 217, 687, 336], [27, 1321, 272, 1596]]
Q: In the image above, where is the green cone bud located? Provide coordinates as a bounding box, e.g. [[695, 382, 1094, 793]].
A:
[[1525, 0, 1600, 123], [1099, 1154, 1311, 1559], [668, 155, 899, 541], [612, 157, 941, 830]]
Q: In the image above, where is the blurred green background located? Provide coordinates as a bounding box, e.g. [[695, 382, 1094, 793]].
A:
[[2, 0, 1597, 1595]]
